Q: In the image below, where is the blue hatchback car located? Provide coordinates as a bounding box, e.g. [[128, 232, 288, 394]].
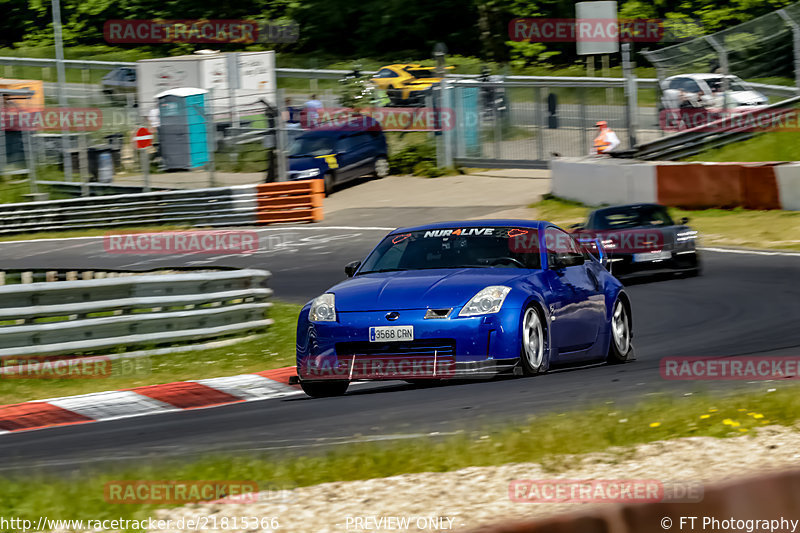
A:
[[287, 117, 389, 196], [296, 220, 634, 398]]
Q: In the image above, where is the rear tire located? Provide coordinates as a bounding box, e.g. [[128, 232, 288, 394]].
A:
[[520, 305, 549, 376], [607, 297, 633, 364], [373, 156, 390, 178], [300, 380, 349, 398]]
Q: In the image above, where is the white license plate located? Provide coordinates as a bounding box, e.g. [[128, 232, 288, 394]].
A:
[[633, 250, 672, 262], [369, 325, 414, 342]]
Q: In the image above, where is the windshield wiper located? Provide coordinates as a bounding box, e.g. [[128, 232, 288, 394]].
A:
[[356, 268, 407, 274]]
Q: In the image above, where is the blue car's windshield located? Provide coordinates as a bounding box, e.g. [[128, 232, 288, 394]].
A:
[[358, 227, 541, 274], [289, 136, 335, 157]]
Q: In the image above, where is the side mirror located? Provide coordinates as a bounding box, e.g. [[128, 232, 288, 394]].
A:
[[344, 260, 361, 278], [551, 253, 584, 270], [595, 238, 610, 270], [680, 217, 690, 224]]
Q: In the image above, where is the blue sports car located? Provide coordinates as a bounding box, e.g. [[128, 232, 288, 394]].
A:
[[296, 220, 633, 398]]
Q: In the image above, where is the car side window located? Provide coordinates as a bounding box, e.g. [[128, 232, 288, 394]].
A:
[[545, 227, 581, 268], [668, 78, 685, 90], [376, 69, 399, 78]]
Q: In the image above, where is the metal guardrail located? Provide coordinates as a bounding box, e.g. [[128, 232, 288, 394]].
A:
[[0, 269, 272, 360], [633, 95, 800, 160], [0, 181, 323, 234]]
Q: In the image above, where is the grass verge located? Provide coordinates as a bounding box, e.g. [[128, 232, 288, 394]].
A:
[[0, 301, 301, 405], [2, 383, 798, 522], [686, 130, 800, 163], [532, 195, 800, 251]]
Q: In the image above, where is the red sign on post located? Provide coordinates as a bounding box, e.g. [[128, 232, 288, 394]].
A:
[[133, 127, 153, 149]]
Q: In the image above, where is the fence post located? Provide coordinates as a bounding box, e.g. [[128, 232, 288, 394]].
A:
[[534, 86, 544, 161], [705, 36, 729, 111], [778, 9, 800, 94], [622, 43, 638, 148], [206, 88, 217, 188], [24, 130, 38, 194], [0, 93, 6, 179], [275, 88, 288, 181], [579, 87, 588, 155]]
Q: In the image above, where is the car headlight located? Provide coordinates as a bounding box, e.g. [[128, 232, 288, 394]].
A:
[[309, 293, 336, 322], [296, 168, 321, 179], [459, 286, 511, 317]]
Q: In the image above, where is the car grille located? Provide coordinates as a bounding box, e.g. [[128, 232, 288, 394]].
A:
[[336, 339, 456, 358]]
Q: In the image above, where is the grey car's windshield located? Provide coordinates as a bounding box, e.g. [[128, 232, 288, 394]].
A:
[[594, 206, 674, 230], [358, 227, 541, 273]]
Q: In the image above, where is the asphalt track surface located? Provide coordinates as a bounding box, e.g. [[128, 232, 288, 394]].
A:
[[0, 225, 799, 473]]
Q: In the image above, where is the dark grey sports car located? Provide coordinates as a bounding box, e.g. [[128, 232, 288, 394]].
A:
[[571, 203, 701, 278]]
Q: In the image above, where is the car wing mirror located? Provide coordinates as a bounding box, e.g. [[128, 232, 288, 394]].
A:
[[594, 238, 610, 270], [344, 260, 361, 278], [680, 217, 689, 224]]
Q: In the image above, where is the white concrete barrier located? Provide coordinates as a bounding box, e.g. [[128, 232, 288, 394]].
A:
[[551, 158, 657, 206], [775, 164, 800, 211]]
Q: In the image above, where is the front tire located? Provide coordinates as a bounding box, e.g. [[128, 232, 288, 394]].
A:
[[607, 297, 633, 364], [520, 305, 549, 375], [300, 380, 349, 398], [323, 172, 335, 197]]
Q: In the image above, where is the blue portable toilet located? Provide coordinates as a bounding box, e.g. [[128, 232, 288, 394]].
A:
[[155, 88, 210, 170]]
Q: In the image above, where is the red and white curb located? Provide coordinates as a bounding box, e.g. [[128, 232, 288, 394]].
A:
[[0, 367, 299, 434]]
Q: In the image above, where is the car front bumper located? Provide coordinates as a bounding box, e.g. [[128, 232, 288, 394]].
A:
[[296, 308, 523, 380]]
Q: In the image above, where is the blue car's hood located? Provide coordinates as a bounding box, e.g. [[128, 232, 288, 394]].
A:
[[330, 268, 530, 311]]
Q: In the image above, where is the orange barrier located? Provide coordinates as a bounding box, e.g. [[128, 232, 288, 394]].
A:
[[655, 162, 782, 209], [467, 469, 800, 533], [255, 180, 324, 224]]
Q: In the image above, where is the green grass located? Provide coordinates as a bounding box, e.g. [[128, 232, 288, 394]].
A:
[[686, 130, 800, 163], [1, 383, 798, 524], [0, 301, 301, 405], [532, 195, 800, 251]]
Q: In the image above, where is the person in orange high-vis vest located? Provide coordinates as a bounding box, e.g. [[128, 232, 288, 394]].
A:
[[593, 120, 620, 154]]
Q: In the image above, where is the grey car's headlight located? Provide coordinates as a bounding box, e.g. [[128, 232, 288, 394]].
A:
[[459, 286, 511, 317], [310, 293, 336, 322], [296, 168, 321, 179]]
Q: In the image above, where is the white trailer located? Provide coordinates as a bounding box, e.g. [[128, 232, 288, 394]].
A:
[[136, 51, 276, 121]]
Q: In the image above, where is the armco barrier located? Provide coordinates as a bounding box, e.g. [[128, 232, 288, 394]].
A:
[[466, 469, 800, 532], [0, 269, 272, 361], [551, 157, 798, 210], [551, 159, 657, 205], [0, 180, 324, 235]]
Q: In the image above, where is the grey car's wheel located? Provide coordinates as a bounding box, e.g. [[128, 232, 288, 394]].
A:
[[300, 380, 349, 398], [373, 156, 390, 178], [608, 297, 633, 364], [520, 305, 548, 375], [323, 172, 335, 197]]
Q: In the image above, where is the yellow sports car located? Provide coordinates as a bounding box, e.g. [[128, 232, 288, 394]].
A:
[[371, 64, 453, 107]]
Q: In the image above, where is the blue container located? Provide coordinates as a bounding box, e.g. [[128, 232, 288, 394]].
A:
[[155, 88, 210, 170]]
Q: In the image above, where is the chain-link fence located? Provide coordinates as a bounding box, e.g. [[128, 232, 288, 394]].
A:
[[642, 2, 800, 104]]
